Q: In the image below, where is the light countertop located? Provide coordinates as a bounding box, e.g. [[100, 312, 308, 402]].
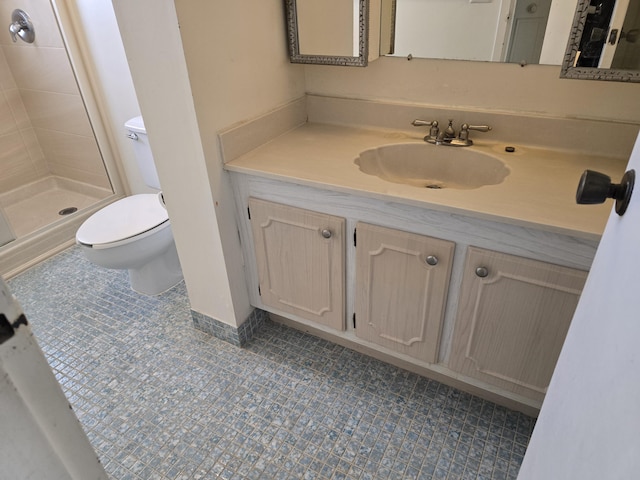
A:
[[225, 123, 628, 240]]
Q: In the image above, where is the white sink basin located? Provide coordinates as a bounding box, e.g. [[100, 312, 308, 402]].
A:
[[355, 143, 510, 190]]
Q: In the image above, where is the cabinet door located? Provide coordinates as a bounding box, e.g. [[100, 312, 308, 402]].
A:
[[248, 198, 345, 330], [449, 247, 588, 402], [355, 222, 455, 363]]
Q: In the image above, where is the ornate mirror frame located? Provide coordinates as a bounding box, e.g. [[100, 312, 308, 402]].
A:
[[560, 0, 640, 82], [285, 0, 369, 66]]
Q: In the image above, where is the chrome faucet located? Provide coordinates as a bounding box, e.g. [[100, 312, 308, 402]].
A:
[[412, 119, 492, 147], [411, 119, 439, 143]]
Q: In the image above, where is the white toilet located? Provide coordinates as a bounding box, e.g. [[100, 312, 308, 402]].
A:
[[76, 116, 183, 295]]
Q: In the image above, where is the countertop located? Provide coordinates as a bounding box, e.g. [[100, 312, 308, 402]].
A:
[[224, 123, 628, 240]]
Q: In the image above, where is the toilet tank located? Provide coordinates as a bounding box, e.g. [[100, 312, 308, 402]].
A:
[[125, 116, 161, 190]]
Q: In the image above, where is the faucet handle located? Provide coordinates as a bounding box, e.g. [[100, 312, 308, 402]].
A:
[[412, 119, 439, 144], [454, 123, 492, 146], [466, 124, 492, 133], [411, 119, 436, 127]]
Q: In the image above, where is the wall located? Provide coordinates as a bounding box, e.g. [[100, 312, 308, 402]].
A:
[[304, 56, 640, 124], [112, 0, 305, 327], [0, 0, 108, 191], [539, 0, 577, 65], [173, 0, 306, 325], [61, 0, 144, 195], [0, 46, 46, 192], [297, 0, 354, 56]]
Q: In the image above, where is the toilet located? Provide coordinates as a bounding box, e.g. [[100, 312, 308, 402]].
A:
[[76, 116, 183, 295]]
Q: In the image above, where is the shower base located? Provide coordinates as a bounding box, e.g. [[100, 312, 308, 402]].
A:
[[0, 176, 117, 278], [1, 176, 111, 238]]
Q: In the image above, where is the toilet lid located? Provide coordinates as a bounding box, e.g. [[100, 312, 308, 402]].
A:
[[77, 194, 169, 247]]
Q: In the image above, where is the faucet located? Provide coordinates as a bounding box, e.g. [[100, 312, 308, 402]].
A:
[[411, 119, 439, 143], [412, 119, 491, 147]]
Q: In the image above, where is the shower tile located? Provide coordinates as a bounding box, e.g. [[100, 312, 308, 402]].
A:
[[0, 0, 65, 49], [0, 91, 19, 135], [8, 246, 535, 480], [35, 129, 111, 189], [0, 130, 40, 192], [0, 47, 17, 89], [3, 45, 78, 95], [5, 87, 31, 130], [21, 90, 95, 137]]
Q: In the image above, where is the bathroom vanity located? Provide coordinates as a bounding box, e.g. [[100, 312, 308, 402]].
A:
[[223, 97, 632, 415]]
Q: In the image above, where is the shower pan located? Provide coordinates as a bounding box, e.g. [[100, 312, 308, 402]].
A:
[[0, 1, 119, 278]]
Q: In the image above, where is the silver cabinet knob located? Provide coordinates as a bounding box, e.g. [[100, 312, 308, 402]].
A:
[[426, 255, 438, 266], [321, 229, 332, 239], [475, 267, 489, 278]]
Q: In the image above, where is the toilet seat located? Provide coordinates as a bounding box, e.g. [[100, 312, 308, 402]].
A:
[[77, 194, 169, 250]]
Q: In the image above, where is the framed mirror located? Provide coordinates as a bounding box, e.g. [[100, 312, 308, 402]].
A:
[[380, 0, 573, 65], [561, 0, 640, 82], [285, 0, 369, 66]]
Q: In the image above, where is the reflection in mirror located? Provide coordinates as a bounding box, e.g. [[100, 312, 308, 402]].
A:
[[382, 0, 572, 65], [285, 0, 369, 66], [561, 0, 640, 82]]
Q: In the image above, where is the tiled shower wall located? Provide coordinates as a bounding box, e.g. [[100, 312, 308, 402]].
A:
[[0, 44, 46, 192], [0, 0, 109, 193]]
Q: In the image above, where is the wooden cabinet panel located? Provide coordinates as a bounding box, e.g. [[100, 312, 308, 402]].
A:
[[248, 198, 345, 330], [449, 247, 588, 402], [355, 222, 455, 363]]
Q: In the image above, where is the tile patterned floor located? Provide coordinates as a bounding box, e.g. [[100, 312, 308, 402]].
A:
[[7, 246, 534, 479]]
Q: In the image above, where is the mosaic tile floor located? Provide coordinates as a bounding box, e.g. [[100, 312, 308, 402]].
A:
[[7, 246, 534, 479]]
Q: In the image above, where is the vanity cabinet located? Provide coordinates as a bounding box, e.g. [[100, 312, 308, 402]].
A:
[[248, 198, 345, 331], [354, 222, 455, 363], [448, 247, 588, 402], [232, 173, 599, 413]]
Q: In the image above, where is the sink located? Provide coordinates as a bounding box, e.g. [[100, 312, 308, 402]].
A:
[[355, 143, 510, 190]]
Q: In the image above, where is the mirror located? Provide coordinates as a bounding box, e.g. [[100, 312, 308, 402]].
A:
[[561, 0, 640, 82], [285, 0, 369, 66], [382, 0, 574, 65]]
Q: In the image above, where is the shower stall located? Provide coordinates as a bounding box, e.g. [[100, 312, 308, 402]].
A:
[[0, 0, 119, 278]]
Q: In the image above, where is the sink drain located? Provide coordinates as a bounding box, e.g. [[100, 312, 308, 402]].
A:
[[58, 207, 78, 216], [425, 184, 444, 189]]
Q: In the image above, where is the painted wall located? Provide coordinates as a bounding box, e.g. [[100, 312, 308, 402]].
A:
[[0, 0, 108, 192], [112, 0, 305, 326], [173, 0, 307, 325], [304, 57, 640, 124], [63, 0, 145, 195]]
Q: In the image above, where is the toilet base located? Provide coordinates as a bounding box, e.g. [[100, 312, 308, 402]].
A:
[[128, 241, 183, 295]]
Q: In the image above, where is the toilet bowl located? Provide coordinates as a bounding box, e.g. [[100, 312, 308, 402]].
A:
[[76, 193, 182, 295], [76, 116, 183, 295]]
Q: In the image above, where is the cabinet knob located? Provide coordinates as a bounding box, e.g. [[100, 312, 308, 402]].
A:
[[321, 228, 332, 239], [475, 266, 489, 278], [425, 255, 438, 266]]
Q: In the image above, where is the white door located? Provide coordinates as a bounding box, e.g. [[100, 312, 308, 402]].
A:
[[599, 0, 631, 67], [518, 131, 640, 478], [505, 0, 553, 64], [0, 278, 107, 480]]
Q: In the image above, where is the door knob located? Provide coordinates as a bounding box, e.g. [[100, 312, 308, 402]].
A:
[[576, 169, 635, 216]]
